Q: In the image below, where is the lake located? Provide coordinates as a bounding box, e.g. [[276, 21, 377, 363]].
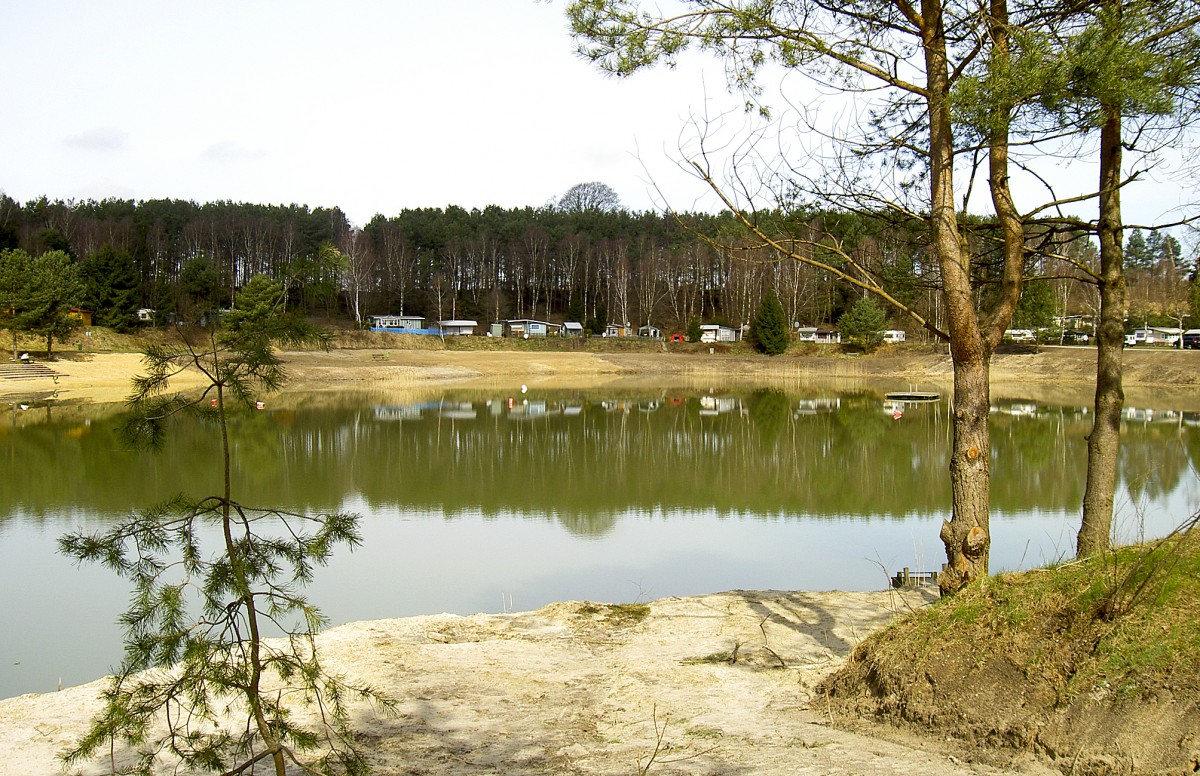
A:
[[2, 386, 1198, 699]]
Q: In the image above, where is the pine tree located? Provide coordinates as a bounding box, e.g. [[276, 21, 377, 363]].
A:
[[1125, 229, 1153, 270], [752, 289, 789, 355], [838, 296, 887, 346], [28, 250, 83, 357], [0, 248, 38, 359], [80, 245, 141, 332], [1011, 279, 1056, 331], [60, 274, 393, 776]]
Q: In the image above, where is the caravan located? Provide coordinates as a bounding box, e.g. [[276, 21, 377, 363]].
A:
[[1125, 327, 1182, 347]]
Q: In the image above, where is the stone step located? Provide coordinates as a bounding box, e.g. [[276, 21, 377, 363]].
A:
[[0, 363, 60, 381]]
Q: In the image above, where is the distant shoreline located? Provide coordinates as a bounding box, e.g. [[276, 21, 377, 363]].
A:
[[3, 344, 1199, 410]]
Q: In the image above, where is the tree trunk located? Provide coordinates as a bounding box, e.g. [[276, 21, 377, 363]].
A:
[[1079, 106, 1126, 557], [925, 0, 992, 593], [940, 351, 992, 590], [216, 379, 287, 776]]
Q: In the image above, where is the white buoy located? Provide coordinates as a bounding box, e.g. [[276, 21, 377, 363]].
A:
[[520, 384, 528, 394]]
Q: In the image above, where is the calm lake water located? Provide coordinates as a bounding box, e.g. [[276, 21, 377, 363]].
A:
[[2, 386, 1198, 699]]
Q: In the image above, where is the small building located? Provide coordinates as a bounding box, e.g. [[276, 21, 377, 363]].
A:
[[698, 324, 742, 343], [638, 325, 662, 339], [136, 308, 155, 323], [604, 322, 635, 338], [881, 329, 906, 343], [67, 308, 93, 327], [796, 326, 841, 344], [504, 319, 560, 338], [370, 315, 426, 332], [561, 321, 585, 337], [437, 320, 477, 336]]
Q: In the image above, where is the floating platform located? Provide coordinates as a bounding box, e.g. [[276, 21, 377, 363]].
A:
[[885, 391, 941, 402]]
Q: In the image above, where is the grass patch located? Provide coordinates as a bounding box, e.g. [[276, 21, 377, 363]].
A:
[[684, 725, 724, 739], [575, 602, 651, 627], [681, 650, 739, 665], [824, 518, 1200, 770], [938, 534, 1192, 690]]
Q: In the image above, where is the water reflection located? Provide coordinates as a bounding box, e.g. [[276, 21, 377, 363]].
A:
[[1, 387, 1198, 699], [3, 389, 1199, 531]]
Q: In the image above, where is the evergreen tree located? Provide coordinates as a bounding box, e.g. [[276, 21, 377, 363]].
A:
[[0, 222, 18, 252], [1125, 229, 1153, 270], [60, 276, 392, 776], [587, 300, 608, 336], [0, 248, 41, 359], [1011, 279, 1056, 331], [565, 294, 585, 324], [752, 289, 789, 355], [1155, 231, 1185, 272], [80, 245, 140, 331], [837, 296, 887, 346], [37, 227, 72, 256], [28, 250, 83, 357], [1189, 276, 1200, 328]]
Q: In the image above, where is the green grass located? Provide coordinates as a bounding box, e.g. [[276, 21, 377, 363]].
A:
[[863, 525, 1200, 701], [575, 602, 651, 627]]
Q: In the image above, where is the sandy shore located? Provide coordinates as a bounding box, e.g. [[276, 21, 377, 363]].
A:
[[0, 589, 1058, 775], [5, 344, 1199, 409]]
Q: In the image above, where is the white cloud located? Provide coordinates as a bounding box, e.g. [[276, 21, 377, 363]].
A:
[[61, 127, 128, 152], [200, 141, 268, 164]]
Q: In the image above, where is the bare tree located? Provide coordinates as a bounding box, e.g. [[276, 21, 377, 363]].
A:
[[337, 227, 377, 326], [558, 181, 623, 212]]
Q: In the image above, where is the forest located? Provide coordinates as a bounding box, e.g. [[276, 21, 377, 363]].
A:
[[0, 188, 1195, 342]]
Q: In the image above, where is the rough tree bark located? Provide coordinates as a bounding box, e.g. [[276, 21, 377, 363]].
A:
[[926, 0, 996, 592], [1078, 106, 1127, 557]]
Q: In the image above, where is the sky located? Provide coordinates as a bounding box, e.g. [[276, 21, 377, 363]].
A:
[[1, 1, 1196, 232], [0, 1, 737, 226]]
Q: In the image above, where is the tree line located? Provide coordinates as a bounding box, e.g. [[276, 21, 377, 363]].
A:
[[3, 192, 1192, 346], [0, 192, 935, 336]]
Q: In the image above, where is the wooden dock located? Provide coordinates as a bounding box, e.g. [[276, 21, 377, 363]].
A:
[[891, 567, 939, 589]]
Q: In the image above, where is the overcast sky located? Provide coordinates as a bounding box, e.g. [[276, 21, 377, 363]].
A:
[[2, 1, 1195, 232]]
